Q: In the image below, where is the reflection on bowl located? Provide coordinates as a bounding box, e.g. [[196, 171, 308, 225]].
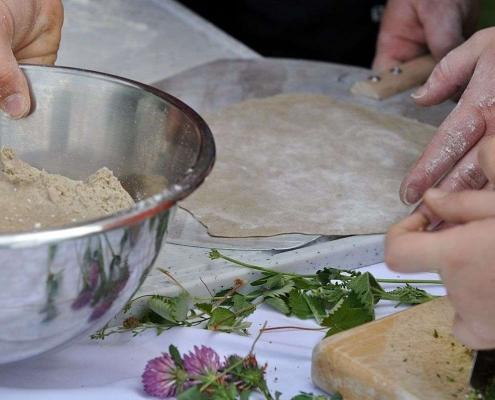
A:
[[0, 65, 215, 364]]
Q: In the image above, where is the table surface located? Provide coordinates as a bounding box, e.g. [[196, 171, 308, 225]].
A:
[[58, 0, 258, 83], [0, 263, 445, 400]]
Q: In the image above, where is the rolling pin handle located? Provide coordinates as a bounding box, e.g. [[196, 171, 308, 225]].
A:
[[390, 66, 402, 75], [351, 55, 435, 100], [368, 75, 381, 82]]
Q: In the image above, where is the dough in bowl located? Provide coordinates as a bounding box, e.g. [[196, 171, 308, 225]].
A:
[[0, 148, 134, 233]]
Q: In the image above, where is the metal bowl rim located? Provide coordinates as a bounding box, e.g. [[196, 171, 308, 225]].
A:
[[0, 64, 215, 248]]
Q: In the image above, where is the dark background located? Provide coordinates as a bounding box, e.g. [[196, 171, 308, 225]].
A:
[[178, 0, 386, 67]]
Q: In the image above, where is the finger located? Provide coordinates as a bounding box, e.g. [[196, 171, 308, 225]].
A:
[[385, 213, 449, 272], [426, 138, 487, 194], [14, 26, 62, 65], [478, 135, 495, 184], [414, 178, 493, 230], [416, 143, 488, 227], [400, 104, 485, 204], [419, 2, 465, 62], [372, 43, 426, 72], [433, 221, 457, 231], [433, 142, 495, 230], [424, 189, 495, 223], [411, 33, 483, 106], [402, 40, 495, 205], [18, 54, 57, 65], [372, 0, 426, 71], [390, 212, 430, 234], [0, 32, 30, 119], [453, 313, 495, 350]]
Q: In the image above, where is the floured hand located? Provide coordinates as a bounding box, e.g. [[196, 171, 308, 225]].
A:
[[386, 136, 495, 349], [399, 27, 495, 205]]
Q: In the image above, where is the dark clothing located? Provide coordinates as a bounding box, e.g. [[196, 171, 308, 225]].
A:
[[178, 0, 386, 67]]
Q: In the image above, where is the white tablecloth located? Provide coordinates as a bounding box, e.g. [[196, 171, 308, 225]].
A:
[[0, 263, 445, 399]]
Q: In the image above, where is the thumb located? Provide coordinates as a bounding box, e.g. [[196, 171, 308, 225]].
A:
[[422, 5, 465, 61], [0, 37, 30, 119]]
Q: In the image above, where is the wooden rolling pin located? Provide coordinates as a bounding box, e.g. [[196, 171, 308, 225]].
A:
[[351, 55, 435, 100], [312, 298, 473, 400]]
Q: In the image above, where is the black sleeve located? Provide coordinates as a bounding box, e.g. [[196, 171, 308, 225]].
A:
[[178, 0, 386, 67]]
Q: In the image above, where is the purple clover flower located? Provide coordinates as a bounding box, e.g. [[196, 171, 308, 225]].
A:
[[142, 353, 189, 398], [71, 289, 93, 310], [86, 261, 100, 288], [183, 346, 222, 377]]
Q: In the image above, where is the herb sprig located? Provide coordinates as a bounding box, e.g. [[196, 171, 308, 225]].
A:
[[93, 249, 441, 339], [142, 339, 342, 400]]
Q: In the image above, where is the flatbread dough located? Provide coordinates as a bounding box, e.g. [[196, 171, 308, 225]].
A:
[[0, 148, 134, 233], [181, 93, 436, 237]]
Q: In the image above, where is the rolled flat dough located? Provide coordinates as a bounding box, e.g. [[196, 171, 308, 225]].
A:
[[0, 148, 134, 233], [181, 93, 436, 237]]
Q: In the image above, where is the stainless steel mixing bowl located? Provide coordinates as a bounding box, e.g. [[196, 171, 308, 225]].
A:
[[0, 65, 215, 364]]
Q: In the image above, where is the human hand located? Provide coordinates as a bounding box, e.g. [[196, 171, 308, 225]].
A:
[[399, 27, 495, 205], [373, 0, 479, 71], [385, 136, 495, 349], [0, 0, 63, 119]]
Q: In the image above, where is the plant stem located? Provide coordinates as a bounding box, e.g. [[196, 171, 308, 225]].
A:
[[158, 268, 191, 294], [376, 278, 442, 285], [199, 359, 245, 392], [213, 252, 313, 278], [213, 250, 443, 285], [250, 321, 267, 354], [261, 325, 327, 332]]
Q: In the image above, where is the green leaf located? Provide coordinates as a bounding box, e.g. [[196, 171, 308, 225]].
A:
[[196, 303, 213, 314], [209, 249, 221, 260], [232, 294, 250, 312], [265, 274, 285, 289], [264, 282, 295, 298], [317, 268, 359, 285], [291, 277, 315, 290], [288, 290, 313, 319], [304, 295, 326, 324], [322, 292, 374, 336], [265, 297, 290, 315], [292, 395, 318, 400], [169, 345, 184, 368], [383, 284, 435, 306], [348, 272, 383, 311], [232, 294, 256, 318], [174, 292, 192, 322], [148, 296, 176, 323], [177, 386, 208, 400], [148, 293, 191, 324], [208, 307, 236, 328], [318, 284, 347, 307], [250, 273, 274, 287], [214, 319, 252, 334], [240, 391, 251, 400], [209, 383, 239, 400], [214, 287, 233, 297]]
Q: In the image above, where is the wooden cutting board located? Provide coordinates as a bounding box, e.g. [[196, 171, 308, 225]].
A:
[[312, 298, 473, 399]]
